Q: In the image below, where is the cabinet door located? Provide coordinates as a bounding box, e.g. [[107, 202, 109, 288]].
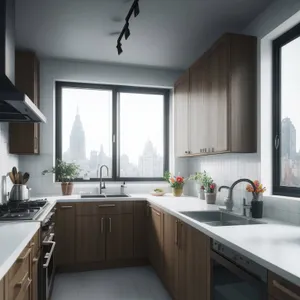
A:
[[106, 214, 133, 261], [174, 71, 190, 156], [178, 222, 208, 300], [163, 213, 179, 298], [55, 204, 76, 266], [0, 277, 6, 300], [148, 206, 163, 278], [76, 215, 106, 263], [133, 202, 147, 258], [10, 51, 40, 155], [209, 39, 229, 152], [31, 254, 39, 300], [190, 57, 207, 154]]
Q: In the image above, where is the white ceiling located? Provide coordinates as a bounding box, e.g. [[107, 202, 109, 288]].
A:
[[15, 0, 274, 70]]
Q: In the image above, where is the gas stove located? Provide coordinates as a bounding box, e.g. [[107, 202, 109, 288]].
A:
[[0, 198, 49, 221]]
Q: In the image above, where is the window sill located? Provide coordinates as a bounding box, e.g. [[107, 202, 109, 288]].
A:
[[266, 194, 300, 202]]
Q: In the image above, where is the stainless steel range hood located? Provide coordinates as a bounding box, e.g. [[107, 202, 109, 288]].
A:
[[0, 0, 46, 123]]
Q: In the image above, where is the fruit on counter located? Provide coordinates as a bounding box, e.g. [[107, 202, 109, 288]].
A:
[[154, 188, 164, 193]]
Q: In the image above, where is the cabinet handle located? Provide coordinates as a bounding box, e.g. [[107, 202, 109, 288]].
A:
[[30, 242, 35, 247], [152, 209, 160, 217], [175, 220, 178, 245], [98, 204, 116, 208], [273, 280, 300, 300], [109, 218, 112, 233], [101, 218, 104, 233], [16, 272, 29, 287], [33, 256, 39, 263], [60, 205, 73, 209], [18, 248, 31, 262]]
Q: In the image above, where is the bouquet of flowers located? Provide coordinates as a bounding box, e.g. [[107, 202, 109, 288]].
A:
[[201, 171, 216, 193], [164, 172, 185, 189], [246, 180, 266, 194]]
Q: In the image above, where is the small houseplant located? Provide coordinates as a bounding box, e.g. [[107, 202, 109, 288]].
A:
[[189, 172, 205, 200], [164, 172, 186, 197], [42, 159, 80, 195], [202, 171, 217, 204], [246, 180, 266, 218]]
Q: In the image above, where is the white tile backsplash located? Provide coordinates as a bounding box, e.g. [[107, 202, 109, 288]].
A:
[[0, 123, 18, 203]]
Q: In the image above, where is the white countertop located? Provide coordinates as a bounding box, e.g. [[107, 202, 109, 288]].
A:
[[0, 222, 40, 281], [1, 193, 300, 287]]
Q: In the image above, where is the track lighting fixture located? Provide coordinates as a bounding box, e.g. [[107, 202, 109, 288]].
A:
[[117, 43, 123, 55], [134, 2, 140, 17], [115, 0, 140, 54], [124, 24, 130, 40]]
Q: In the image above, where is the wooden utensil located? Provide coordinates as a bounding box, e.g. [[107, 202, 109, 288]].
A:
[[17, 172, 23, 185], [8, 172, 15, 184], [12, 167, 17, 183], [23, 173, 30, 184]]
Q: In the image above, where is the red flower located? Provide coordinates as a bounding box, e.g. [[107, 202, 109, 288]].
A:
[[210, 183, 215, 190], [176, 176, 183, 183]]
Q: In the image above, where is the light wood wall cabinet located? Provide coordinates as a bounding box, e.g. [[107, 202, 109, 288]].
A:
[[163, 212, 209, 300], [268, 272, 300, 300], [9, 51, 40, 155], [175, 33, 257, 157], [55, 203, 76, 266]]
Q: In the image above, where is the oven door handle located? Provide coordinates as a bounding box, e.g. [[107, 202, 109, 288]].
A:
[[43, 241, 56, 268], [210, 250, 265, 288]]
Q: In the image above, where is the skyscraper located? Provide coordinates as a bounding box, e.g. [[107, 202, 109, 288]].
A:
[[281, 117, 296, 160], [69, 107, 86, 161]]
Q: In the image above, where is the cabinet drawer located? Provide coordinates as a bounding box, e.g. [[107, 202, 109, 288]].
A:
[[30, 229, 40, 259], [76, 201, 133, 215], [8, 246, 31, 300], [269, 272, 300, 300]]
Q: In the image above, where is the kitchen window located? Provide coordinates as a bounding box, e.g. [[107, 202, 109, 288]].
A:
[[273, 22, 300, 197], [55, 82, 170, 181]]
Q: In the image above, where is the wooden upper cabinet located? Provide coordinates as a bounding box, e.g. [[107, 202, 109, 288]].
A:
[[9, 51, 40, 155], [174, 33, 257, 157], [174, 71, 190, 156], [55, 203, 76, 267]]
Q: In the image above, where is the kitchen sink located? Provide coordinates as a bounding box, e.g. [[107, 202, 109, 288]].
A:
[[180, 211, 265, 226], [80, 194, 130, 199]]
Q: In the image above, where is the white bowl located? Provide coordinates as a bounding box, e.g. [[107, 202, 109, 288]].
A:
[[151, 191, 165, 196]]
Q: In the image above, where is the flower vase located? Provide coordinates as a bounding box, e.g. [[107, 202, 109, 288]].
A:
[[251, 193, 263, 218], [199, 189, 205, 200], [205, 192, 216, 204], [172, 188, 183, 197]]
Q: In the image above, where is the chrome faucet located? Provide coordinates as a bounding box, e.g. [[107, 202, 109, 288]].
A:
[[97, 165, 109, 194], [218, 179, 257, 214]]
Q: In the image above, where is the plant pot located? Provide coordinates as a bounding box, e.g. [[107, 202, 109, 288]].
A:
[[199, 189, 205, 200], [205, 192, 216, 204], [61, 182, 74, 195], [251, 200, 263, 218], [172, 188, 183, 197]]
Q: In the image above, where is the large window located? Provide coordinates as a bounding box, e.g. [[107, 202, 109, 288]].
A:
[[56, 82, 169, 181], [273, 23, 300, 196]]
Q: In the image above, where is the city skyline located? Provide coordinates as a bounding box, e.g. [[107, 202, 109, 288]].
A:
[[63, 109, 163, 178]]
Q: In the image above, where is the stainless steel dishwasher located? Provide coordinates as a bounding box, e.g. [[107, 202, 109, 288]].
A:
[[210, 240, 268, 300]]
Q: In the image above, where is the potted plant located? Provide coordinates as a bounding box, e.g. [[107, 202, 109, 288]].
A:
[[246, 180, 266, 218], [42, 159, 80, 195], [189, 172, 205, 200], [164, 172, 186, 197], [202, 171, 217, 204]]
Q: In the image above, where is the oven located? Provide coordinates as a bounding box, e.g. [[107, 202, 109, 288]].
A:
[[39, 207, 56, 300], [210, 240, 268, 300]]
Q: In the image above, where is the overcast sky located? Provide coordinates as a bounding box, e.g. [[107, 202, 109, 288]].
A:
[[281, 36, 300, 150], [62, 88, 164, 165]]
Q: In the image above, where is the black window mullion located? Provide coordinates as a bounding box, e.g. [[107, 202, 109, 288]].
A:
[[112, 89, 118, 181]]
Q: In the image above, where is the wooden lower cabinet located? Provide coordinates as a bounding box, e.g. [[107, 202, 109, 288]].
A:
[[106, 214, 133, 261], [163, 213, 178, 298], [76, 215, 106, 263], [147, 205, 163, 279], [55, 203, 76, 266], [133, 201, 147, 258], [0, 277, 7, 300], [30, 253, 39, 300]]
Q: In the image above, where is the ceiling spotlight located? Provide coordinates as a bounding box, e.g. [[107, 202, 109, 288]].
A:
[[125, 24, 130, 40], [117, 43, 123, 55], [134, 2, 140, 17]]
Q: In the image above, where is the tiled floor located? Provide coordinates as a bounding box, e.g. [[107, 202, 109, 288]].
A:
[[51, 266, 172, 300]]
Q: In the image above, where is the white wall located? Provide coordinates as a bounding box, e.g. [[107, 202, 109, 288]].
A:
[[19, 59, 182, 196], [0, 123, 18, 203], [186, 0, 300, 224]]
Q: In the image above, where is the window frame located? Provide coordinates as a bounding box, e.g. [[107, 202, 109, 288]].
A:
[[55, 81, 170, 182], [273, 22, 300, 197]]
